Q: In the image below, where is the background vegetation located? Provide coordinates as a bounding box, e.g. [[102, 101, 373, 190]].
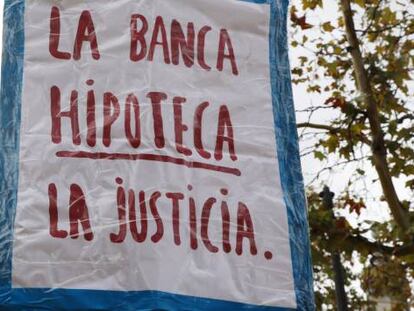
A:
[[291, 0, 414, 309]]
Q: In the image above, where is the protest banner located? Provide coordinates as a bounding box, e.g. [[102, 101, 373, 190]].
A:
[[0, 0, 314, 309]]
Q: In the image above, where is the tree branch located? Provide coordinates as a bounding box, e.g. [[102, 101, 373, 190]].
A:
[[340, 0, 410, 233], [297, 122, 338, 132], [323, 230, 414, 258], [394, 243, 414, 257], [297, 122, 372, 145]]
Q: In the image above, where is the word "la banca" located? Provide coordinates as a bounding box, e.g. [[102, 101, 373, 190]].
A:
[[49, 7, 239, 75]]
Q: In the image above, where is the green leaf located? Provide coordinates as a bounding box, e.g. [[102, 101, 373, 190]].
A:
[[314, 151, 326, 161], [354, 0, 365, 8], [322, 22, 335, 32], [356, 168, 365, 175], [302, 0, 323, 10]]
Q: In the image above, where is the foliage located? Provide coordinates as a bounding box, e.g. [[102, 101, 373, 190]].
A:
[[291, 0, 414, 309]]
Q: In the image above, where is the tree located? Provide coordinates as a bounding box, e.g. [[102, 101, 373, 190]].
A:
[[290, 0, 414, 309]]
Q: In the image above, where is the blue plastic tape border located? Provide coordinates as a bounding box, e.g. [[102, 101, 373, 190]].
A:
[[268, 0, 314, 309], [0, 0, 25, 300], [0, 0, 314, 310]]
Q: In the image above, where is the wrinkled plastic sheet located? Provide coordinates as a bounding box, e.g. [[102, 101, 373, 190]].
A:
[[0, 0, 314, 310]]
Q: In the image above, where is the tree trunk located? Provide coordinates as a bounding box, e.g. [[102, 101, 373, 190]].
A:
[[339, 0, 410, 233]]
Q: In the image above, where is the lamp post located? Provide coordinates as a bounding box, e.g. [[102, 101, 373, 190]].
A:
[[319, 186, 349, 311]]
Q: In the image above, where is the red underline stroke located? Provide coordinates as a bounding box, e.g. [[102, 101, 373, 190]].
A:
[[56, 151, 241, 177]]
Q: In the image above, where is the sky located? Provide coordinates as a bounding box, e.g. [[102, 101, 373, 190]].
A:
[[288, 0, 411, 225]]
